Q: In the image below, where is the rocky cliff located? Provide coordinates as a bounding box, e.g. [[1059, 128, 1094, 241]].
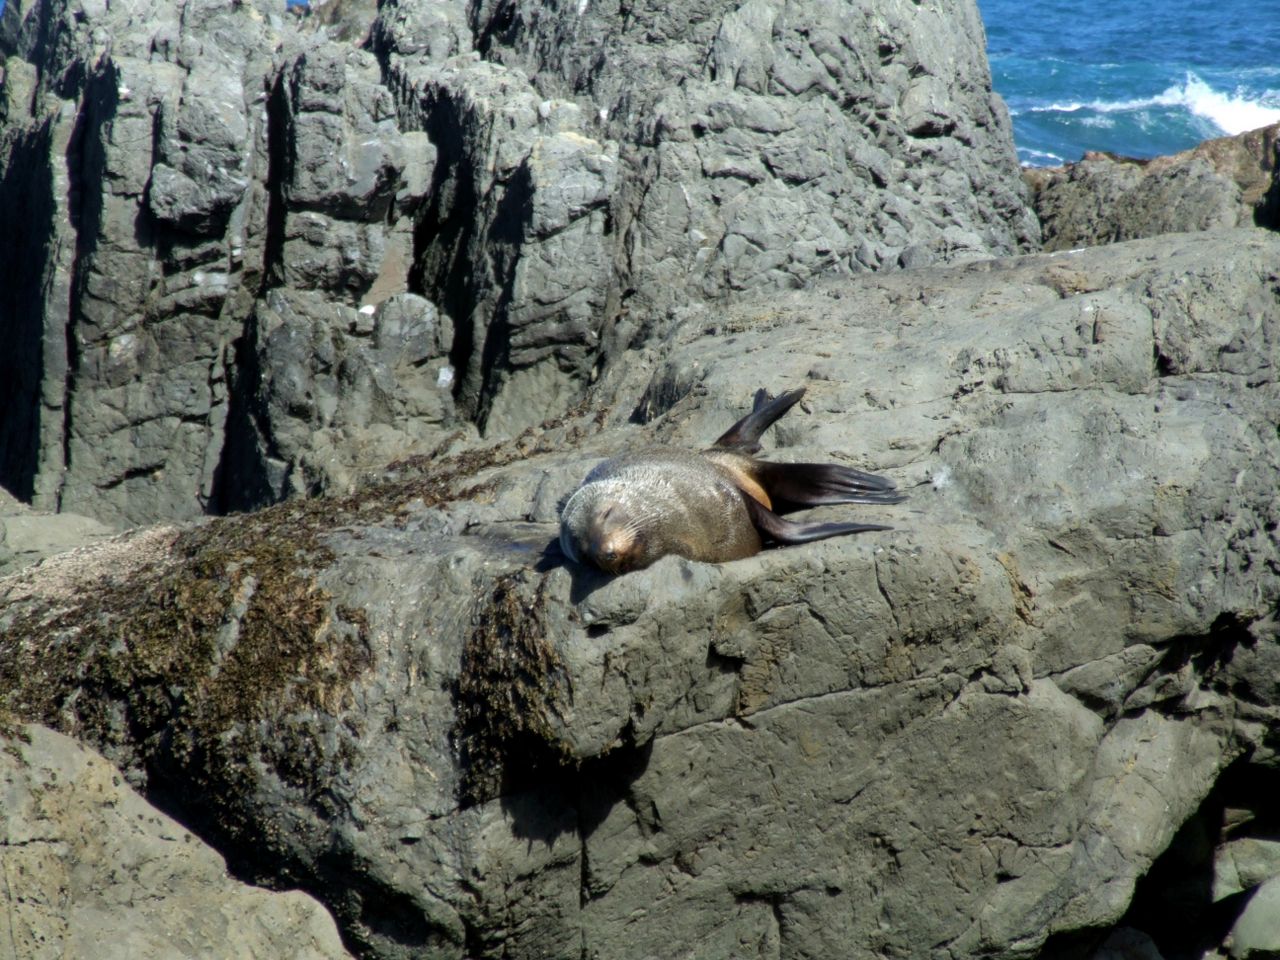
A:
[[2, 1, 1280, 960], [0, 0, 1036, 529]]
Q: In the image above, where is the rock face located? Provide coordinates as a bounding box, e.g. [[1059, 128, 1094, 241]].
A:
[[0, 0, 1036, 525], [1025, 122, 1280, 250], [0, 722, 353, 960], [4, 0, 1280, 957], [2, 228, 1277, 960], [0, 486, 116, 576]]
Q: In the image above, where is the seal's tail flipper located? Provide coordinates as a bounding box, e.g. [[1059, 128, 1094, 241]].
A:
[[713, 388, 806, 453], [742, 495, 892, 545], [756, 461, 906, 513]]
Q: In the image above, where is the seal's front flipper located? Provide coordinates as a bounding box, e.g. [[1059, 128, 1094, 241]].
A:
[[742, 495, 891, 546], [757, 461, 907, 512], [714, 388, 806, 453]]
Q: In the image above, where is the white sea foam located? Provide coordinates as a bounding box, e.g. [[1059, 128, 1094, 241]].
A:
[[1027, 72, 1280, 135], [1177, 73, 1280, 134], [1019, 147, 1066, 166]]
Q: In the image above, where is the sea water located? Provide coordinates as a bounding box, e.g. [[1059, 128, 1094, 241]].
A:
[[978, 0, 1280, 166]]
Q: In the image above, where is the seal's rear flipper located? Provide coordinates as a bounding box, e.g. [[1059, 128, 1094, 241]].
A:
[[742, 495, 892, 546], [714, 388, 806, 453], [756, 461, 907, 512]]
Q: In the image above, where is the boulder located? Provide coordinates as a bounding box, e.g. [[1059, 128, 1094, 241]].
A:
[[1026, 123, 1280, 250], [0, 723, 353, 960], [1, 227, 1277, 960], [1227, 877, 1280, 959], [1215, 839, 1280, 902]]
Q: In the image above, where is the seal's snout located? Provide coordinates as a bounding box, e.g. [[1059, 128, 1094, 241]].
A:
[[589, 533, 628, 573]]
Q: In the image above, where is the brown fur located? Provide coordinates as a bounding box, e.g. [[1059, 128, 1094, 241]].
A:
[[559, 389, 904, 573]]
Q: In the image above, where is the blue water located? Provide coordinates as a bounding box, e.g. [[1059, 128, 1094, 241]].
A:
[[978, 0, 1280, 166]]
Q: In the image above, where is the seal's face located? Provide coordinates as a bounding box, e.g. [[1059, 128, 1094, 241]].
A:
[[587, 521, 636, 573], [560, 491, 652, 574]]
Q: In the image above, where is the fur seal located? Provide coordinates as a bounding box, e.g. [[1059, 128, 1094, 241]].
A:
[[559, 388, 905, 574]]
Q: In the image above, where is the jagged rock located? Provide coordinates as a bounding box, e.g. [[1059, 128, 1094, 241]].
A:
[[218, 288, 460, 508], [384, 51, 621, 433], [2, 0, 1041, 525], [470, 0, 1039, 281], [277, 40, 421, 290], [434, 0, 1041, 427], [297, 0, 380, 47], [1, 228, 1277, 960], [0, 0, 433, 525], [1026, 123, 1280, 250], [0, 723, 353, 960], [0, 0, 286, 526]]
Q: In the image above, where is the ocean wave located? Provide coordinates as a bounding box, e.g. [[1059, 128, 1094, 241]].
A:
[[1026, 73, 1280, 135], [1178, 74, 1280, 134], [1017, 147, 1066, 168]]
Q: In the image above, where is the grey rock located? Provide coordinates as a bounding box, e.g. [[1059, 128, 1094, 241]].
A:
[[2, 228, 1277, 960], [0, 497, 116, 577], [0, 723, 353, 960], [0, 0, 286, 526], [298, 0, 379, 46], [1054, 645, 1162, 716], [0, 0, 434, 526], [1218, 623, 1280, 768], [276, 39, 426, 300], [1026, 123, 1280, 250], [469, 0, 1040, 295], [220, 288, 461, 508], [281, 43, 407, 220], [1227, 876, 1280, 958], [384, 52, 621, 433], [4, 0, 1280, 955], [364, 0, 1040, 432], [370, 0, 471, 62], [2, 0, 1043, 525], [1, 54, 37, 119], [1215, 839, 1280, 902]]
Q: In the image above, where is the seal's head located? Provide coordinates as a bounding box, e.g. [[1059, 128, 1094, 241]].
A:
[[559, 482, 656, 574]]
